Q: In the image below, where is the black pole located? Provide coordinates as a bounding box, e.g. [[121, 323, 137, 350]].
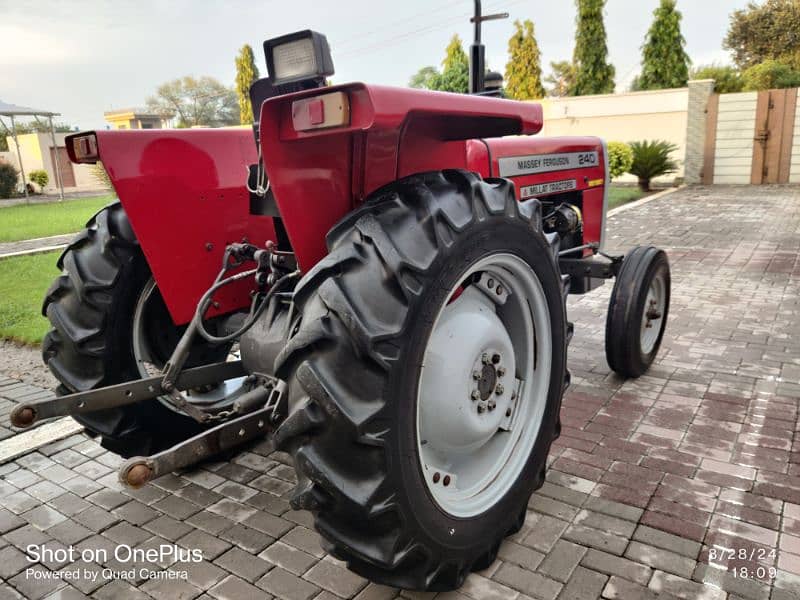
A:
[[469, 1, 485, 94], [469, 2, 507, 95]]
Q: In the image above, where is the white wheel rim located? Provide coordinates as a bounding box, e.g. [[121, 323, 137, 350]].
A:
[[416, 253, 552, 518], [640, 272, 666, 355], [132, 279, 243, 413]]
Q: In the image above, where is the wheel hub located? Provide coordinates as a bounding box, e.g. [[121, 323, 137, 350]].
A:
[[640, 273, 666, 354], [472, 353, 509, 415], [418, 288, 515, 454]]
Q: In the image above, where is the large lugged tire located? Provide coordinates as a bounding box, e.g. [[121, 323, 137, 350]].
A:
[[42, 203, 218, 457], [273, 170, 569, 590], [605, 245, 670, 378]]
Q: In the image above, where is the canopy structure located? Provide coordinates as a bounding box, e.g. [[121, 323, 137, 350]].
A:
[[0, 100, 64, 201]]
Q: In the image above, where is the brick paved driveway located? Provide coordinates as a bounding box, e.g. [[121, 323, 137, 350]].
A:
[[1, 185, 799, 600]]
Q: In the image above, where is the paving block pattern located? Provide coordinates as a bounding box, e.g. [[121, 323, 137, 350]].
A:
[[0, 185, 799, 599]]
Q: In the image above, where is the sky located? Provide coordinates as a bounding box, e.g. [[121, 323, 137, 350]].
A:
[[0, 0, 751, 130]]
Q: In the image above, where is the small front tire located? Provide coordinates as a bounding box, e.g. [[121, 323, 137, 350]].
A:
[[605, 245, 670, 378]]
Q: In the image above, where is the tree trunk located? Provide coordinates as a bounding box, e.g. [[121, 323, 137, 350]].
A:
[[637, 177, 651, 192]]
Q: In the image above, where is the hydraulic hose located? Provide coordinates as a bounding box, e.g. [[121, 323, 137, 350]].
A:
[[194, 269, 300, 345]]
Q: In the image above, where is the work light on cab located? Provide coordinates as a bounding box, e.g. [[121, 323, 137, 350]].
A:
[[264, 30, 334, 86]]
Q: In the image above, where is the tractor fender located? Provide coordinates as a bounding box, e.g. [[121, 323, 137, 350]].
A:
[[258, 83, 543, 270], [66, 128, 276, 325]]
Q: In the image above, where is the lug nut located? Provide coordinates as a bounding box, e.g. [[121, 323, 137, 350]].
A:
[[497, 367, 506, 377], [506, 408, 512, 417], [433, 472, 441, 483], [487, 278, 495, 288], [488, 400, 496, 411], [473, 370, 482, 380], [495, 384, 504, 395], [443, 475, 451, 486], [482, 353, 491, 365], [477, 402, 486, 414], [496, 285, 504, 295], [471, 389, 480, 400], [492, 353, 501, 364]]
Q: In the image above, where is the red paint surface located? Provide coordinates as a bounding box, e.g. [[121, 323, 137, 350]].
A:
[[259, 83, 543, 270], [71, 129, 276, 325], [479, 136, 607, 248]]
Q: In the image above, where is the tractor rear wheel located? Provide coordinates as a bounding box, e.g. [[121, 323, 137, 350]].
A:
[[273, 170, 569, 591], [42, 202, 229, 457]]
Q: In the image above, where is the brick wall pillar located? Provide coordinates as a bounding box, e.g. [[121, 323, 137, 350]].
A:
[[684, 80, 716, 184]]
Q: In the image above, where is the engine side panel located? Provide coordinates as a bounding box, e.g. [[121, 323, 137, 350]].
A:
[[475, 136, 608, 250], [85, 129, 276, 325]]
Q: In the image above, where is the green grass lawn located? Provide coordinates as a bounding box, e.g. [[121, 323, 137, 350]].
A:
[[0, 195, 115, 243], [0, 251, 58, 344], [608, 186, 648, 211]]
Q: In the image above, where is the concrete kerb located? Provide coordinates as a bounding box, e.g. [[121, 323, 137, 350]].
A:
[[607, 186, 682, 217], [0, 417, 84, 464], [0, 243, 67, 261]]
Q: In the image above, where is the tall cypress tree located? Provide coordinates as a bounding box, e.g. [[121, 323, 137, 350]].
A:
[[638, 0, 691, 90], [505, 20, 546, 100], [572, 0, 615, 95], [235, 44, 260, 125], [431, 35, 470, 93]]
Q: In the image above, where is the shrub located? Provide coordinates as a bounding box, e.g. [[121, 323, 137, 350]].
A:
[[629, 140, 678, 191], [29, 169, 49, 193], [691, 63, 744, 93], [607, 141, 633, 180], [742, 59, 800, 91], [0, 163, 18, 198]]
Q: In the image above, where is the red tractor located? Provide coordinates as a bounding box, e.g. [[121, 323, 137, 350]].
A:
[[12, 5, 670, 591]]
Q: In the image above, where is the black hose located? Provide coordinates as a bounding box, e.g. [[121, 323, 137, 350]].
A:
[[194, 269, 300, 345]]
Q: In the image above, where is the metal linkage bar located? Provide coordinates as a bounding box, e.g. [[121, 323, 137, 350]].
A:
[[10, 361, 246, 429], [558, 254, 623, 295], [118, 404, 277, 488]]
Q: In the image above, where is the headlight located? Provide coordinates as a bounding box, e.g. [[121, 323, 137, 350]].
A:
[[264, 30, 334, 86]]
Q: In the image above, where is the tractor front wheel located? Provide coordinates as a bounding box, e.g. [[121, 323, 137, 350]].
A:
[[274, 170, 569, 590], [605, 245, 671, 378]]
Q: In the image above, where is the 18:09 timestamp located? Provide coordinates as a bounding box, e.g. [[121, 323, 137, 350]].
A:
[[731, 566, 777, 580]]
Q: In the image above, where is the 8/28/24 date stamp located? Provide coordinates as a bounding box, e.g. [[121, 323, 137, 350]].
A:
[[708, 547, 778, 581]]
